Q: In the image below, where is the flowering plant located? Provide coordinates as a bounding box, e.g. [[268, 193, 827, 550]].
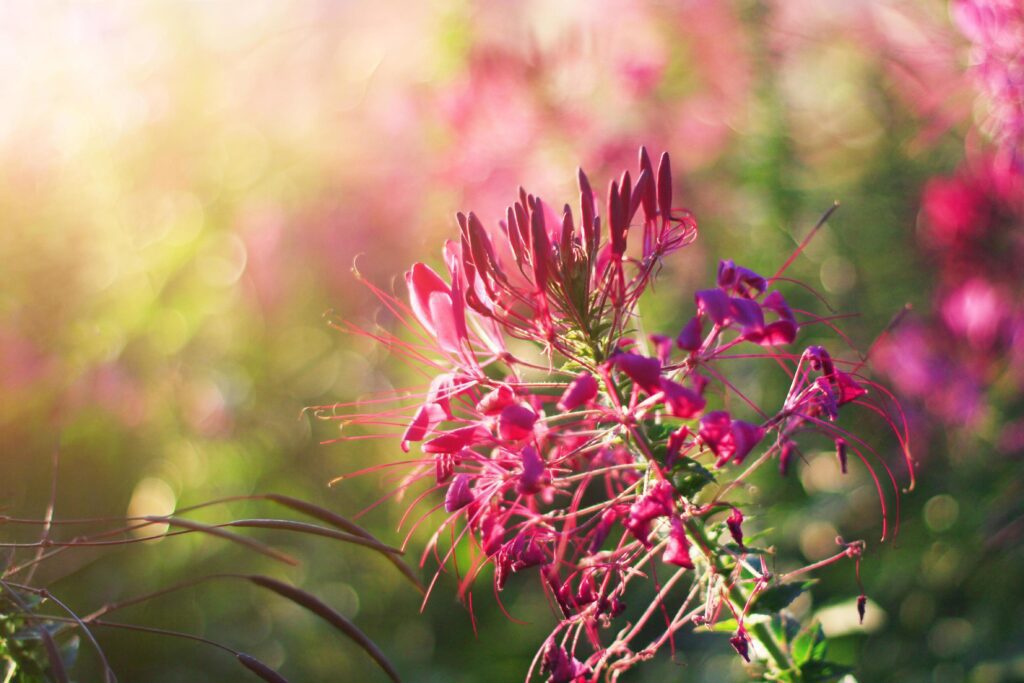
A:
[[327, 148, 913, 681]]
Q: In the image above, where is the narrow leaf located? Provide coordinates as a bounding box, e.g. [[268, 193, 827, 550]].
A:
[[237, 653, 289, 683], [263, 495, 424, 593], [247, 576, 401, 683], [150, 517, 297, 566]]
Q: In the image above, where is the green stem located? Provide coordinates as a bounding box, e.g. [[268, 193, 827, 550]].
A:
[[684, 520, 796, 678]]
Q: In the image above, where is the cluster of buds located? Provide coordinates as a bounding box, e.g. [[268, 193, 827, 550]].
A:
[[326, 149, 911, 680]]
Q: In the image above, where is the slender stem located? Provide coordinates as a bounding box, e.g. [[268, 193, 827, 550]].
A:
[[683, 520, 795, 677]]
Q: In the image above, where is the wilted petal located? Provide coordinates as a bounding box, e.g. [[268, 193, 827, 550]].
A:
[[835, 437, 849, 474], [779, 440, 797, 476], [726, 507, 745, 547], [730, 630, 751, 662]]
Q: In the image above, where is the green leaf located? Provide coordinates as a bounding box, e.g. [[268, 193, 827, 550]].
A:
[[752, 580, 816, 615], [670, 458, 716, 498], [708, 618, 739, 633], [769, 613, 801, 645], [791, 623, 825, 665], [800, 660, 853, 681], [644, 421, 675, 442]]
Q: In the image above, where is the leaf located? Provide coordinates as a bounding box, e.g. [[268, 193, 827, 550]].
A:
[[264, 495, 424, 593], [225, 519, 402, 555], [644, 422, 675, 442], [707, 618, 739, 633], [810, 624, 829, 663], [151, 517, 298, 566], [246, 576, 400, 683], [800, 660, 853, 682], [237, 653, 289, 683], [38, 628, 69, 683], [670, 459, 716, 498], [791, 623, 824, 665], [752, 580, 816, 614], [769, 613, 800, 646]]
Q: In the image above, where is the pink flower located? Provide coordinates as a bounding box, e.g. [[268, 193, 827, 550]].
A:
[[326, 148, 909, 680]]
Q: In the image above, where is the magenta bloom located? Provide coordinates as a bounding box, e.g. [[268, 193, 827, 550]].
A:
[[326, 148, 910, 680]]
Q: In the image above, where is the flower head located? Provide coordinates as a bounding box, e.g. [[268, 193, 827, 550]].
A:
[[325, 148, 911, 680]]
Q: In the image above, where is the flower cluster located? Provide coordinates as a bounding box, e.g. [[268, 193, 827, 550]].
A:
[[954, 0, 1024, 164], [876, 155, 1024, 452], [328, 149, 911, 681]]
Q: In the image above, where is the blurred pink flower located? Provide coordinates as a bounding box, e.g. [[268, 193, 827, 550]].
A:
[[953, 0, 1024, 161]]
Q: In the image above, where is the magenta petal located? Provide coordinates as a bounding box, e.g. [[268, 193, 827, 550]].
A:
[[623, 481, 675, 547], [734, 266, 767, 298], [400, 403, 447, 451], [759, 320, 797, 346], [660, 378, 706, 419], [695, 289, 732, 325], [730, 297, 765, 338], [676, 315, 703, 351], [498, 403, 538, 441], [477, 385, 516, 415], [444, 474, 473, 512], [649, 333, 673, 365], [517, 445, 547, 495], [428, 290, 461, 353], [730, 420, 765, 465], [835, 371, 868, 405], [558, 372, 599, 411], [762, 290, 795, 321], [615, 353, 662, 394], [699, 410, 733, 462], [662, 518, 694, 569], [407, 262, 450, 335], [423, 425, 484, 453]]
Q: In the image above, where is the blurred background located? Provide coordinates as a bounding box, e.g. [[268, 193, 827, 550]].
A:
[[1, 0, 1021, 681]]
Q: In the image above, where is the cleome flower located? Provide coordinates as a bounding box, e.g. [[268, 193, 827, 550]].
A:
[[320, 148, 914, 681]]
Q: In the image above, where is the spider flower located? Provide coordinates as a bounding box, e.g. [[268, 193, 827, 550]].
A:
[[324, 148, 912, 681]]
